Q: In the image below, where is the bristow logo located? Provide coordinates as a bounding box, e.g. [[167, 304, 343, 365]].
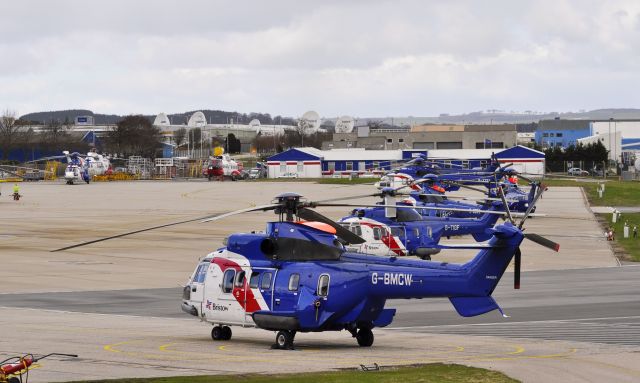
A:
[[371, 272, 413, 286], [206, 300, 228, 311]]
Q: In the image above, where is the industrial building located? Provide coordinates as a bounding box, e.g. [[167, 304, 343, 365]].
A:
[[267, 145, 544, 179], [322, 124, 517, 151], [536, 118, 640, 163]]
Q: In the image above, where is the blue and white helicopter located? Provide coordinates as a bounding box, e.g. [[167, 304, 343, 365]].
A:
[[53, 191, 557, 350]]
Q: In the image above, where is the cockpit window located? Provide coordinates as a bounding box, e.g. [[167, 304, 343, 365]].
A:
[[194, 263, 208, 283], [222, 269, 235, 293], [396, 208, 423, 222]]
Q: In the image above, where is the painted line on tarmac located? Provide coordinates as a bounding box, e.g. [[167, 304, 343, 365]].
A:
[[386, 315, 640, 330]]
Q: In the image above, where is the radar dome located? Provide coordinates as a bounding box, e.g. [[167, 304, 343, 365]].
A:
[[188, 111, 207, 127], [299, 110, 321, 134], [249, 119, 261, 127], [335, 115, 354, 133], [153, 113, 170, 126]]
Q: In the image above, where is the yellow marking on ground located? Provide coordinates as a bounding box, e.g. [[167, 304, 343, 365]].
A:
[[468, 347, 577, 362], [218, 346, 226, 351]]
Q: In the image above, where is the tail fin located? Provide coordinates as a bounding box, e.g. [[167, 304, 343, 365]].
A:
[[451, 223, 523, 316]]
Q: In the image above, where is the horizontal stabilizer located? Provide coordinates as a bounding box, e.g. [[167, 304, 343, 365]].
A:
[[449, 296, 501, 317]]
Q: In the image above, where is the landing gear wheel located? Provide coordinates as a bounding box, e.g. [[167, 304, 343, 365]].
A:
[[221, 326, 232, 340], [211, 326, 223, 341], [420, 255, 431, 261], [275, 330, 295, 349], [356, 328, 374, 347], [8, 377, 20, 383], [231, 174, 237, 181]]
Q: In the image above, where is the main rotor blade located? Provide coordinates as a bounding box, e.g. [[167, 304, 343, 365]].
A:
[[200, 203, 280, 223], [496, 180, 515, 225], [312, 193, 377, 204], [297, 207, 366, 244], [524, 233, 560, 252], [318, 203, 509, 216], [52, 213, 225, 252], [518, 184, 546, 229]]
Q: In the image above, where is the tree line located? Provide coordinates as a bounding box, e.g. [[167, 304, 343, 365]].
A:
[[528, 141, 609, 172]]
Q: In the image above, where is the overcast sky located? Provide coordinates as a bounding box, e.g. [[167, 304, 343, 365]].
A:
[[1, 0, 639, 118]]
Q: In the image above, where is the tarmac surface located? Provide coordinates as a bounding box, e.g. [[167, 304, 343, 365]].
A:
[[0, 180, 637, 382]]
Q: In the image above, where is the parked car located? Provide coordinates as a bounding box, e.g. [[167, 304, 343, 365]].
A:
[[568, 167, 589, 176], [248, 167, 267, 179]]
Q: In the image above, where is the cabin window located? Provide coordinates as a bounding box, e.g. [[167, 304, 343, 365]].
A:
[[261, 272, 273, 290], [234, 270, 246, 288], [249, 272, 260, 288], [372, 227, 382, 240], [317, 274, 330, 297], [288, 273, 300, 291], [350, 225, 362, 236], [222, 269, 235, 293]]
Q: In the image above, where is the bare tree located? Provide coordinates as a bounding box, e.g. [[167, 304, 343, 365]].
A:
[[106, 115, 162, 158], [0, 109, 19, 160], [295, 119, 312, 146]]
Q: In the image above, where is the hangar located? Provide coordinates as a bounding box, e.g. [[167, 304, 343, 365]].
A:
[[267, 146, 544, 179]]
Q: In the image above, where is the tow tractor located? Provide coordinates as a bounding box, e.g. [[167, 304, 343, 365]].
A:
[[1, 353, 77, 383]]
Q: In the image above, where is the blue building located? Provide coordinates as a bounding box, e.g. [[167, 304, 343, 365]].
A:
[[267, 146, 545, 179], [535, 119, 591, 148]]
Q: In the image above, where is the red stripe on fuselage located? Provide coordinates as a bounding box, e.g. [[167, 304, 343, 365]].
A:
[[212, 258, 262, 313]]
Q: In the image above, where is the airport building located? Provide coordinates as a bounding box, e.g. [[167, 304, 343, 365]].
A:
[[536, 118, 640, 163], [322, 124, 517, 151], [267, 145, 544, 179]]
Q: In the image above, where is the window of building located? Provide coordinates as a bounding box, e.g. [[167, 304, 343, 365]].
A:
[[373, 161, 380, 169], [222, 269, 235, 293], [543, 133, 549, 137], [249, 272, 260, 288], [261, 272, 273, 290], [280, 163, 286, 173], [436, 141, 463, 149], [462, 160, 470, 168], [234, 270, 246, 288], [556, 133, 563, 137], [346, 162, 353, 171], [288, 274, 300, 291], [387, 138, 393, 143], [317, 274, 330, 297], [556, 142, 563, 147], [398, 138, 404, 143], [549, 133, 555, 137], [297, 162, 303, 173], [480, 160, 488, 167], [444, 160, 452, 169], [327, 162, 335, 171]]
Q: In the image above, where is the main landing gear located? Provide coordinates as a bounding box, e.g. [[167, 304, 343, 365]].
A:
[[274, 330, 296, 350], [348, 327, 374, 347], [211, 325, 232, 341]]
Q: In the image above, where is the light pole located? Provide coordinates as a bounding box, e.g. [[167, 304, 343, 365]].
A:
[[609, 117, 613, 163]]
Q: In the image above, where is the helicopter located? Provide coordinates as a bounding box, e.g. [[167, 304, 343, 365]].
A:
[[337, 187, 512, 259], [52, 189, 557, 350], [30, 150, 113, 184]]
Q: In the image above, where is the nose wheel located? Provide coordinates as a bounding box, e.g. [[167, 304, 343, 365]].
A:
[[211, 325, 232, 341]]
